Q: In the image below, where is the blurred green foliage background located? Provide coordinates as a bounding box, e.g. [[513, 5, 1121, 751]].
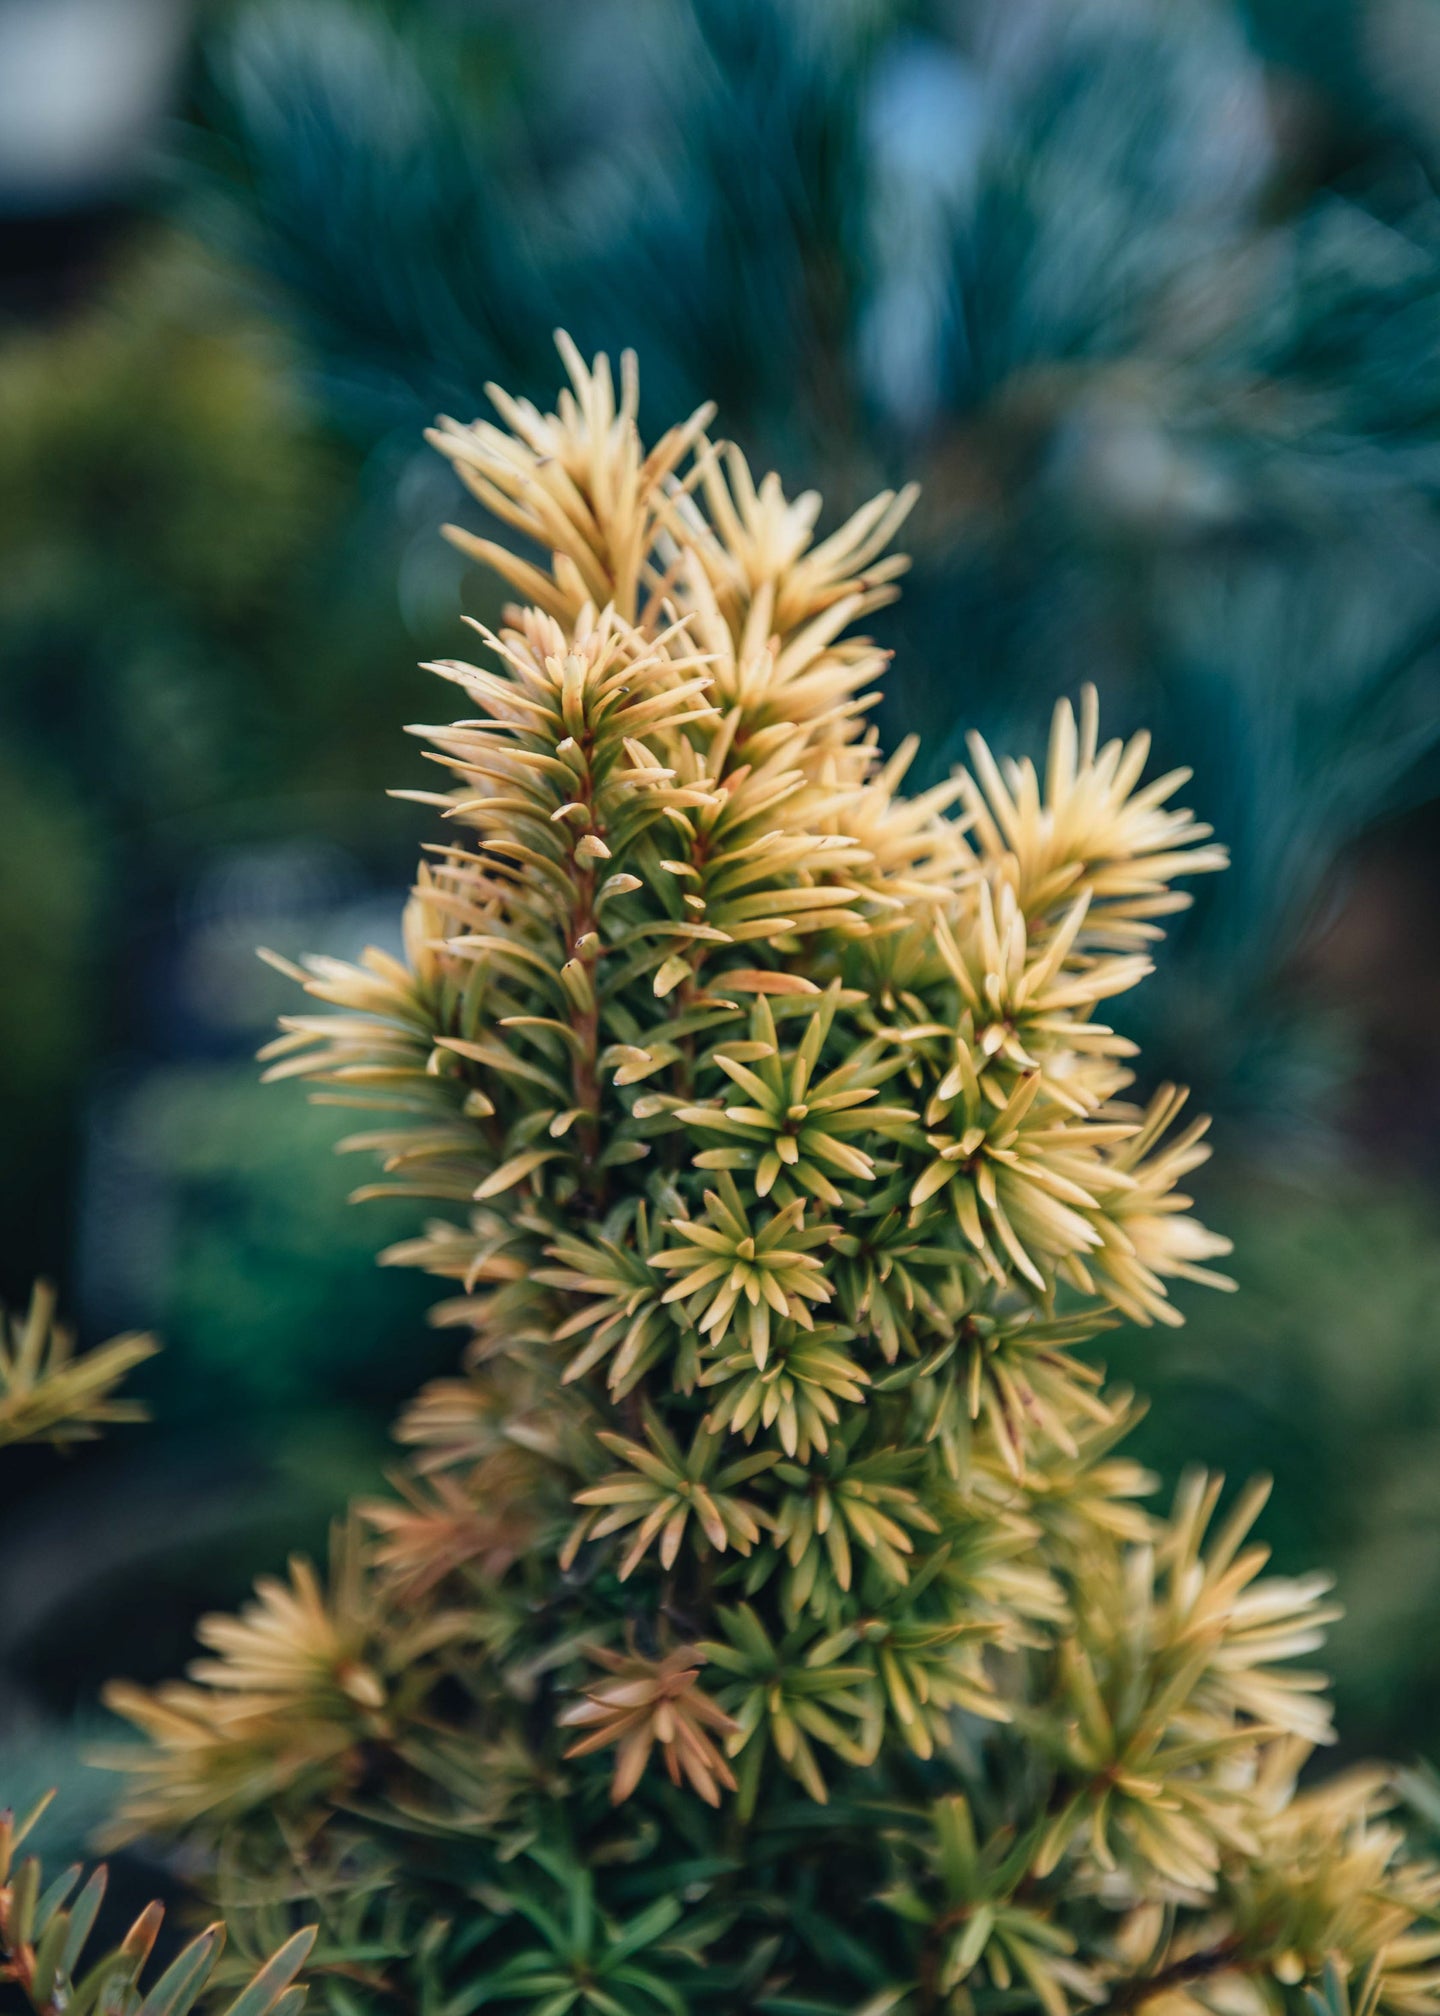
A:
[[5, 0, 1440, 1871]]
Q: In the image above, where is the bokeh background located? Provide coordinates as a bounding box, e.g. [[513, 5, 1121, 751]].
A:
[[5, 0, 1440, 1881]]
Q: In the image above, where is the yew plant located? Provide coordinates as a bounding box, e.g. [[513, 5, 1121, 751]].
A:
[[102, 342, 1440, 2016]]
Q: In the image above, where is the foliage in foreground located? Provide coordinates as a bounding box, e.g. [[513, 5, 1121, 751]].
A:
[[98, 346, 1440, 2016], [0, 1789, 312, 2016], [0, 1292, 311, 2016]]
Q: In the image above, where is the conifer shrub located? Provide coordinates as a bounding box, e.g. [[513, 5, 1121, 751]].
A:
[[93, 343, 1440, 2016]]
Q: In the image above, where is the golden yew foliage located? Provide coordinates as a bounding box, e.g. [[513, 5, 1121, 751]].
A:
[[0, 1282, 155, 1450], [101, 341, 1440, 2016]]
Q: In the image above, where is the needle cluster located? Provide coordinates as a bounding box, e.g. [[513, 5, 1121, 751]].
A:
[[101, 343, 1440, 2016]]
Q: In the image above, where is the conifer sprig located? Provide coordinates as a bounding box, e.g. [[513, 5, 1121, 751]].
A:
[[0, 1283, 156, 1451], [0, 1299, 311, 2016], [0, 1793, 313, 2016], [101, 341, 1440, 2016]]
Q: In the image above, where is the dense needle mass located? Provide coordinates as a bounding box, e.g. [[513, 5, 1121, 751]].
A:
[[100, 341, 1440, 2016]]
